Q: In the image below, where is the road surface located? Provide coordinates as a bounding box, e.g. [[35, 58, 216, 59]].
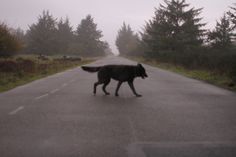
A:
[[0, 56, 236, 157]]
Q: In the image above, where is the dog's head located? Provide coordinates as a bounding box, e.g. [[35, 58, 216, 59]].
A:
[[137, 63, 148, 79]]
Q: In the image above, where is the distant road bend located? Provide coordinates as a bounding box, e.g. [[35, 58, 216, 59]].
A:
[[0, 56, 236, 157]]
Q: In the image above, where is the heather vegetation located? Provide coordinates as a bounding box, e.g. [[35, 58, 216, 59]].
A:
[[0, 56, 93, 92]]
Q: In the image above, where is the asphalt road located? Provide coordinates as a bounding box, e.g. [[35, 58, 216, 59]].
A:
[[0, 56, 236, 157]]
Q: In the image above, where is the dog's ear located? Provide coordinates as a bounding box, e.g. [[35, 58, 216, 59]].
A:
[[137, 63, 142, 67]]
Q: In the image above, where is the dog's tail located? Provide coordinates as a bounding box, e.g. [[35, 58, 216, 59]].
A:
[[81, 66, 101, 73]]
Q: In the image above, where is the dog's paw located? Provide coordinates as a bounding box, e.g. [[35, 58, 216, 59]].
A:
[[136, 94, 142, 97], [115, 93, 119, 97], [105, 92, 110, 95]]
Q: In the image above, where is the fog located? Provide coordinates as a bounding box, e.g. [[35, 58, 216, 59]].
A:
[[0, 0, 235, 54]]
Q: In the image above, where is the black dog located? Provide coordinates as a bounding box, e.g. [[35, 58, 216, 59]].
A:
[[81, 63, 148, 97]]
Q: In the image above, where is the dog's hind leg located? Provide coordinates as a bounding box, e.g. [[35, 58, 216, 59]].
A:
[[128, 81, 142, 97], [102, 79, 111, 95], [115, 81, 123, 96], [94, 81, 103, 95]]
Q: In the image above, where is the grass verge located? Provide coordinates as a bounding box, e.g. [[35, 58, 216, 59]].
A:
[[0, 56, 95, 93], [129, 56, 236, 92]]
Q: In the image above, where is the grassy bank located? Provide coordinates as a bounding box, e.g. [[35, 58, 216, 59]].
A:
[[0, 55, 95, 92], [129, 57, 236, 91]]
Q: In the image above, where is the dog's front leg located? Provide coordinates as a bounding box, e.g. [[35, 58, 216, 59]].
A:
[[115, 81, 123, 96], [128, 81, 142, 97]]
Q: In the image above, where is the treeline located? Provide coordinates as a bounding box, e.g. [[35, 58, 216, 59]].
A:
[[0, 11, 111, 57], [116, 0, 236, 83]]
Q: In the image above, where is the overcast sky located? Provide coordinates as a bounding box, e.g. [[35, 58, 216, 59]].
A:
[[0, 0, 235, 54]]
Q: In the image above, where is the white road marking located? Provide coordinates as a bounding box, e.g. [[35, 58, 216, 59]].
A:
[[50, 88, 60, 94], [35, 93, 49, 100], [69, 79, 76, 83], [62, 83, 68, 87], [9, 106, 24, 115]]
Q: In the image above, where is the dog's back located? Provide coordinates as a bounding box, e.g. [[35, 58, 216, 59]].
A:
[[99, 65, 138, 81]]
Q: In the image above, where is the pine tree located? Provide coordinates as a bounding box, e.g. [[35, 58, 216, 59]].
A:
[[228, 3, 236, 29], [227, 3, 236, 44], [56, 17, 74, 54], [208, 13, 234, 49], [116, 22, 140, 56], [142, 0, 205, 57], [26, 10, 57, 55], [11, 28, 25, 44], [75, 15, 105, 56]]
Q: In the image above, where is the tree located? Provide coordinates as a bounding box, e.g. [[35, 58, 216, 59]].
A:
[[0, 23, 21, 57], [116, 23, 140, 56], [142, 0, 205, 57], [56, 17, 74, 54], [208, 13, 235, 49], [227, 3, 236, 44], [228, 3, 236, 29], [103, 41, 113, 55], [11, 27, 25, 43], [26, 10, 57, 55], [75, 15, 106, 56]]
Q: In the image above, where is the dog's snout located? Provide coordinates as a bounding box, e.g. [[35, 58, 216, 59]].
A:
[[142, 73, 148, 79]]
